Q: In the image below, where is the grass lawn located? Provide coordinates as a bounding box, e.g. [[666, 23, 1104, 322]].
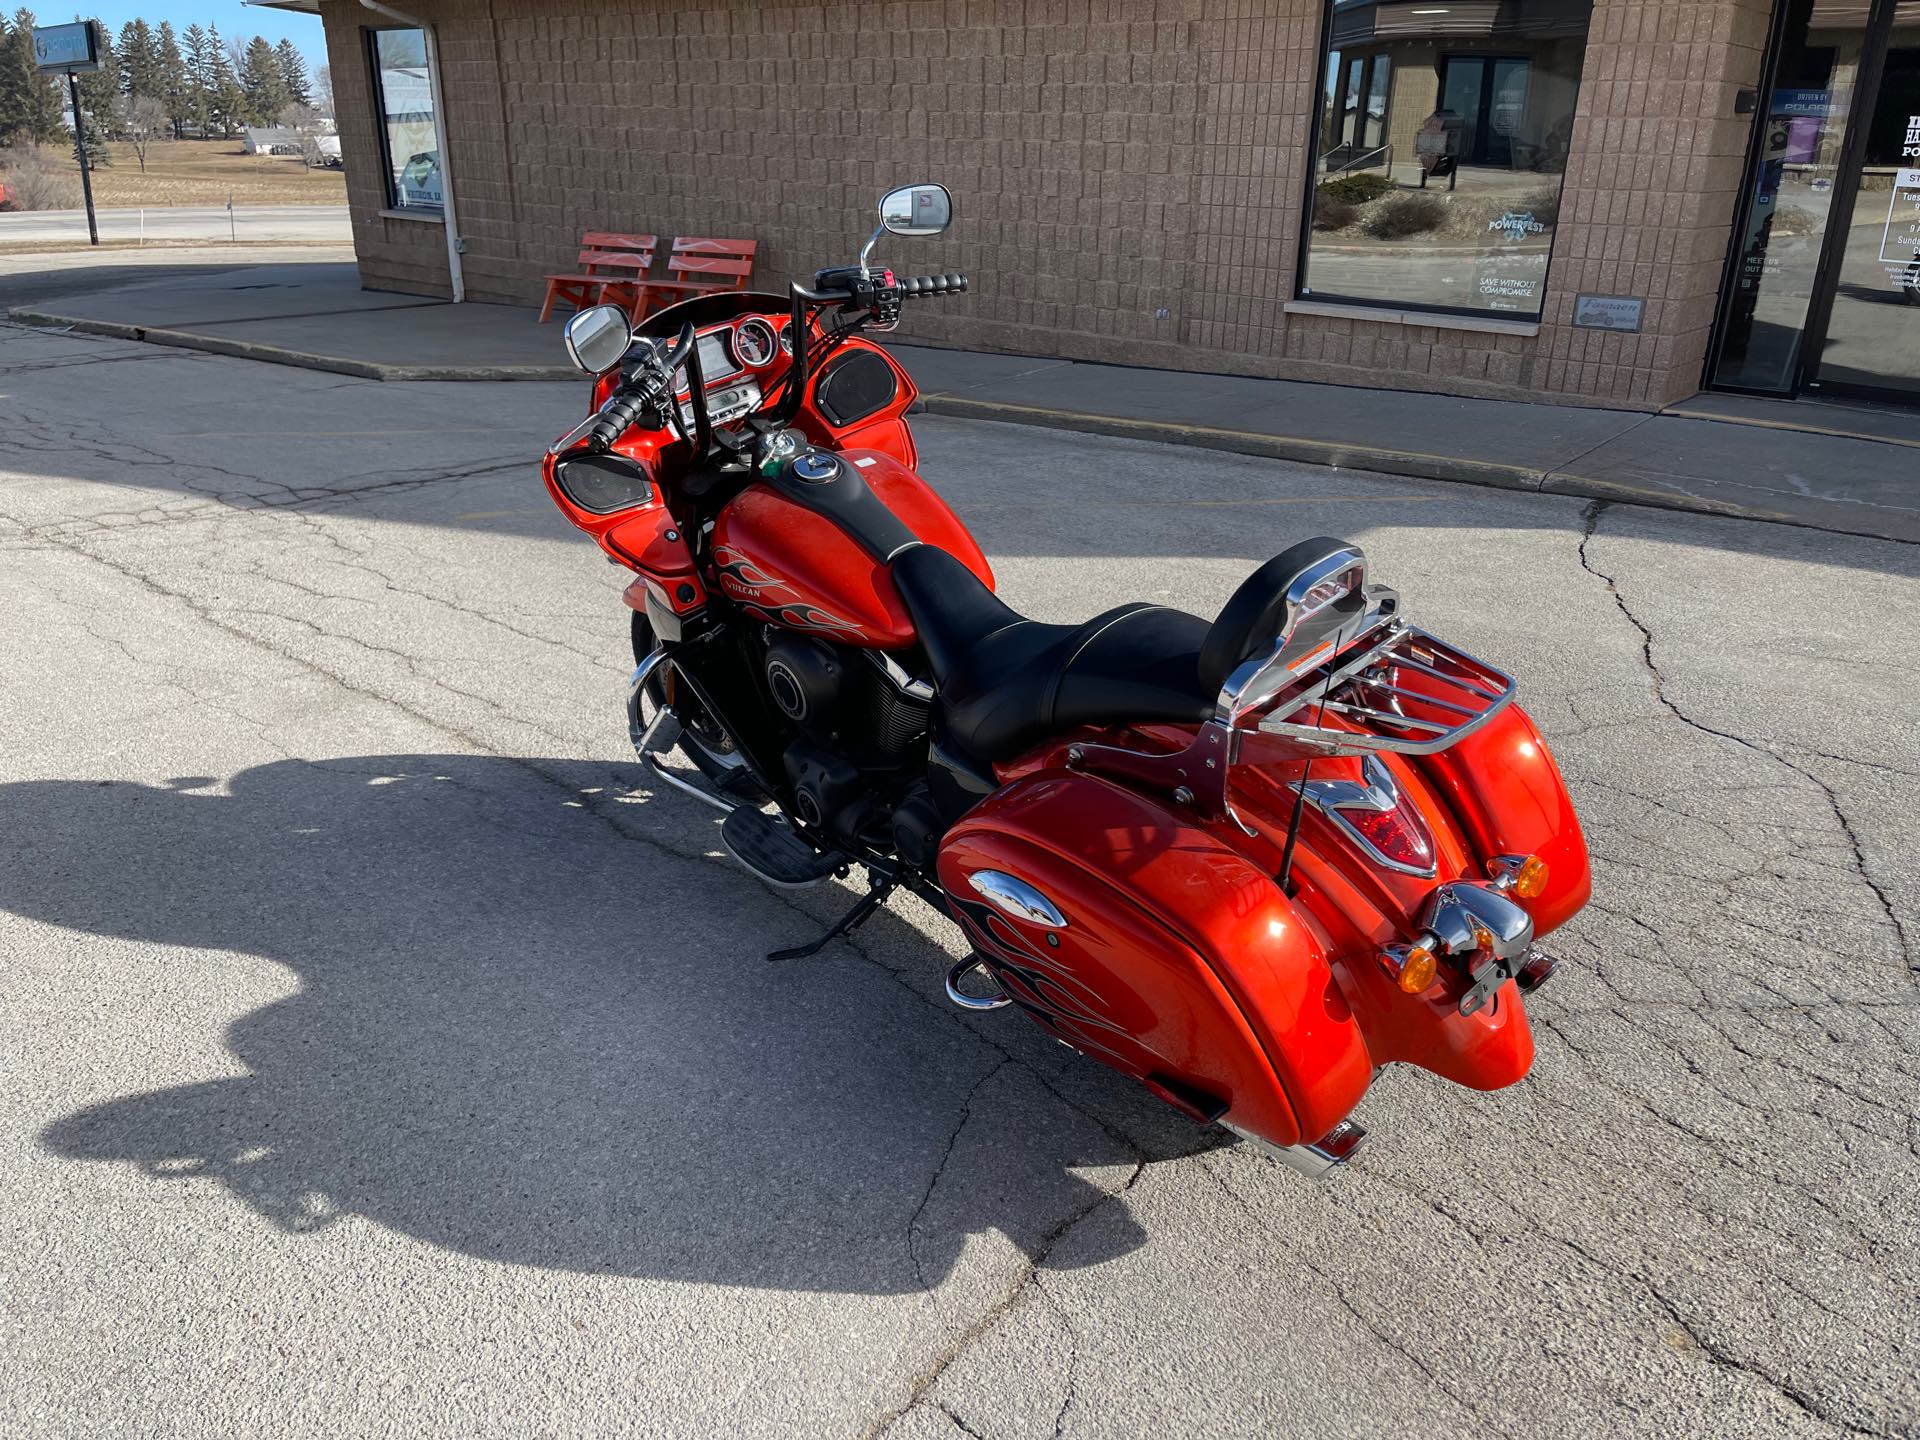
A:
[[57, 139, 347, 208]]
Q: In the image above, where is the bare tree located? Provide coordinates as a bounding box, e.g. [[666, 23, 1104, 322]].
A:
[[277, 103, 331, 170], [311, 65, 333, 118], [119, 94, 168, 173]]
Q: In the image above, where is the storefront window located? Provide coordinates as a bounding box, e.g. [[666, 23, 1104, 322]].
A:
[[1299, 0, 1594, 319], [368, 28, 440, 213]]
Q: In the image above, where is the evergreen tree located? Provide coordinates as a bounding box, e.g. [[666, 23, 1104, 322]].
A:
[[65, 14, 112, 162], [73, 15, 116, 134], [0, 8, 67, 148], [71, 105, 107, 165], [238, 34, 286, 125], [202, 23, 243, 136], [155, 20, 188, 137], [180, 22, 213, 135], [272, 37, 308, 108], [115, 16, 159, 102]]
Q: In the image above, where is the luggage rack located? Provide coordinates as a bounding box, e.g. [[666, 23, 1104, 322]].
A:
[[1256, 620, 1515, 757]]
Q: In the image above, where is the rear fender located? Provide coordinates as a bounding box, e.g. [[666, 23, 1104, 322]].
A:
[[1408, 702, 1591, 937], [937, 770, 1375, 1148]]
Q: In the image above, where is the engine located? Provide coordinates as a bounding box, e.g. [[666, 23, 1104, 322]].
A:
[[761, 632, 932, 849]]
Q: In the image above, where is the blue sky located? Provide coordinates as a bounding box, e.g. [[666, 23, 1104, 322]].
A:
[[40, 4, 330, 72]]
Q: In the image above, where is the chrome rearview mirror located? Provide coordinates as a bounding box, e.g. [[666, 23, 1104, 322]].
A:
[[861, 184, 954, 272], [878, 183, 952, 237], [562, 303, 633, 375]]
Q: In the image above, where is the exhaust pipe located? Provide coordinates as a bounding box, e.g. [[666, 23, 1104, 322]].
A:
[[1226, 1118, 1367, 1179]]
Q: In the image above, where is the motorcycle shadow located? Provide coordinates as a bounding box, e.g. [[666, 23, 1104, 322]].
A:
[[9, 754, 1163, 1294]]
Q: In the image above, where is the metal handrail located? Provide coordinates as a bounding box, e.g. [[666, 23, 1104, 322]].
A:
[[1323, 142, 1391, 176]]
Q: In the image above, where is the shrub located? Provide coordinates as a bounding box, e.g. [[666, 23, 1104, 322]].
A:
[[1365, 193, 1447, 240], [1771, 204, 1819, 237], [1314, 196, 1361, 231], [1318, 172, 1394, 205], [0, 145, 82, 212], [1520, 186, 1562, 229]]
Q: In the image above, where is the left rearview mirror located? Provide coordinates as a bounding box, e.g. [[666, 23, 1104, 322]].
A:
[[562, 304, 632, 375], [878, 183, 953, 237]]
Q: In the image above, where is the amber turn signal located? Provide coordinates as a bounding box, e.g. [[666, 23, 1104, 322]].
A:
[[1488, 852, 1550, 900], [1379, 943, 1438, 995], [1511, 855, 1549, 899]]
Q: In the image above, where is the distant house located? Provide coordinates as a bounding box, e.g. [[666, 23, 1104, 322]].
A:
[[242, 127, 304, 156]]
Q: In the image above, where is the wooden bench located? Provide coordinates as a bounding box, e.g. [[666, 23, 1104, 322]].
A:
[[539, 232, 659, 323], [630, 237, 759, 318]]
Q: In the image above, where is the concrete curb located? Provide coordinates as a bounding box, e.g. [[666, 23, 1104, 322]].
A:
[[917, 394, 1835, 538], [6, 307, 579, 383]]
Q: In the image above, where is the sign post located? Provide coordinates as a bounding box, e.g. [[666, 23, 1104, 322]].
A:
[[32, 22, 104, 248]]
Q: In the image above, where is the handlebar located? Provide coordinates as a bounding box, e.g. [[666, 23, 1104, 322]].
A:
[[583, 322, 696, 454]]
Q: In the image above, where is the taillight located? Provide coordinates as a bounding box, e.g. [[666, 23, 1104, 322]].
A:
[[1340, 798, 1435, 874], [1301, 753, 1437, 878]]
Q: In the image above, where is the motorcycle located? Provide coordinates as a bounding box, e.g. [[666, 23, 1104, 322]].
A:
[[541, 184, 1591, 1176]]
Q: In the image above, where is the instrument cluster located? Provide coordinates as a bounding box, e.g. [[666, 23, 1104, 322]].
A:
[[671, 313, 796, 429]]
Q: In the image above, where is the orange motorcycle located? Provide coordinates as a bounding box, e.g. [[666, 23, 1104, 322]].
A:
[[541, 184, 1590, 1174]]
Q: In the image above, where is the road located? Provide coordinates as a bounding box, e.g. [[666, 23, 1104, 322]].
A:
[[0, 318, 1915, 1439], [0, 204, 350, 246]]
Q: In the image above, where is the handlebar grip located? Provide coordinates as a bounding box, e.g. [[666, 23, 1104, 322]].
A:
[[897, 273, 968, 297], [586, 385, 654, 453]]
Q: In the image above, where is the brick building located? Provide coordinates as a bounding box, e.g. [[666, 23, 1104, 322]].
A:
[[270, 0, 1920, 410]]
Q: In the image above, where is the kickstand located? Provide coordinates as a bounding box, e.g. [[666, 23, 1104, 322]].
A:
[[768, 873, 896, 963]]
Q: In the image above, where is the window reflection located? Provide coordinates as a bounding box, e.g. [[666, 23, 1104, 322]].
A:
[[1301, 0, 1593, 319], [369, 28, 441, 214]]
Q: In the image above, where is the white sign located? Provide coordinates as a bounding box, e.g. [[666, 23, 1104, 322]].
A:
[[1878, 169, 1920, 269], [1572, 294, 1645, 332], [32, 21, 100, 72]]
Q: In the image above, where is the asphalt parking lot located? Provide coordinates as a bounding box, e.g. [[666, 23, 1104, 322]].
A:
[[1, 319, 1915, 1439]]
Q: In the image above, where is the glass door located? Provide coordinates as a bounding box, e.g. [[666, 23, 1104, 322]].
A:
[[1808, 6, 1920, 400], [1710, 0, 1870, 392]]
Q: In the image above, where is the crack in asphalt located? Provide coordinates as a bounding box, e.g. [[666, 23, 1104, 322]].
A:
[[906, 1059, 1010, 1296], [1552, 1231, 1882, 1438], [1577, 501, 1914, 981], [863, 1159, 1148, 1440], [0, 400, 530, 547]]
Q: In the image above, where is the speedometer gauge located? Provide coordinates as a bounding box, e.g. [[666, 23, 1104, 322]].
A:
[[734, 317, 778, 368]]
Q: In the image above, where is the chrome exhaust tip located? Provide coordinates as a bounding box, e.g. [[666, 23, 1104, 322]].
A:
[[1226, 1118, 1366, 1179], [944, 956, 1012, 1011]]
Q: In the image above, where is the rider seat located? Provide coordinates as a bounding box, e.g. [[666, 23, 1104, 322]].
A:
[[890, 536, 1353, 763]]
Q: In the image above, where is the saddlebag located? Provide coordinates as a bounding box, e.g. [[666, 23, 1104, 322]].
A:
[[936, 770, 1375, 1149]]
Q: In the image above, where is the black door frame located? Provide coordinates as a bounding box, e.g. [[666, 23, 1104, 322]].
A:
[[1437, 54, 1533, 166], [1706, 0, 1907, 403]]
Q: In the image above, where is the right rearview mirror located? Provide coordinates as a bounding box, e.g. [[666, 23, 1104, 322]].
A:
[[562, 304, 633, 375], [878, 183, 953, 237]]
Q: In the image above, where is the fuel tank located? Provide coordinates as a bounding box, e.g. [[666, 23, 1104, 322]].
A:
[[710, 450, 993, 649]]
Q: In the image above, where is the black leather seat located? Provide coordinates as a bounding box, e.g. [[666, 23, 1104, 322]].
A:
[[890, 545, 1214, 761]]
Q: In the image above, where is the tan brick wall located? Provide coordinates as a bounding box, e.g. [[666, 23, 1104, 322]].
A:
[[321, 0, 1774, 409]]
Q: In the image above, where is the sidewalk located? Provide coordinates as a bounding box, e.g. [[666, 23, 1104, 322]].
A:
[[10, 259, 1917, 544]]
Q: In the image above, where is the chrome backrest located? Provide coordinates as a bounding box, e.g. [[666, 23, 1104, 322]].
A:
[[1214, 545, 1398, 729]]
